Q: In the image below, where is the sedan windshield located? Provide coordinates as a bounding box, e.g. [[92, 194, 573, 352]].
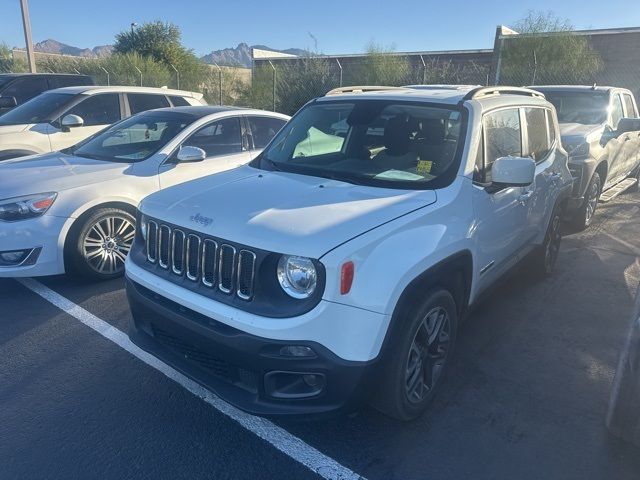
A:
[[542, 91, 608, 125], [259, 100, 463, 188], [0, 92, 74, 125], [67, 111, 193, 162]]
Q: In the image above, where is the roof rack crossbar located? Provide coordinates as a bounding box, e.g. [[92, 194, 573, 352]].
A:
[[460, 86, 545, 103], [325, 85, 408, 96]]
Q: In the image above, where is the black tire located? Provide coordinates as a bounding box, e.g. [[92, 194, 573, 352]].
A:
[[572, 172, 601, 230], [530, 204, 563, 278], [372, 289, 458, 421], [66, 208, 136, 281]]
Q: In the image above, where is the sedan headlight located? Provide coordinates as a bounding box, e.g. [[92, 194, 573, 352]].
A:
[[277, 255, 317, 299], [0, 192, 57, 222]]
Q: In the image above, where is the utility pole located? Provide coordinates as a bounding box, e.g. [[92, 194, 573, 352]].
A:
[[19, 0, 36, 73], [130, 22, 137, 34]]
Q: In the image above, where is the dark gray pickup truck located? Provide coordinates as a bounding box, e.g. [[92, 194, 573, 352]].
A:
[[533, 86, 640, 229]]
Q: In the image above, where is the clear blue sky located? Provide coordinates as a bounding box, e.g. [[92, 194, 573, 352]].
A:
[[3, 0, 640, 56]]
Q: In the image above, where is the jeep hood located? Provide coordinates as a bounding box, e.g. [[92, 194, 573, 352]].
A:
[[0, 152, 134, 198], [140, 166, 437, 258]]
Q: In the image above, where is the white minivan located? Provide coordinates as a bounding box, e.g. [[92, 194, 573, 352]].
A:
[[0, 86, 205, 161]]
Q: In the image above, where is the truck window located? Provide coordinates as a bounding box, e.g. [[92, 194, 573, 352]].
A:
[[611, 94, 625, 129], [524, 107, 550, 162], [2, 76, 48, 104], [622, 94, 638, 118], [482, 108, 522, 182]]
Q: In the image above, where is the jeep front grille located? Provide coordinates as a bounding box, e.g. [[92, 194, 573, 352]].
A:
[[146, 222, 256, 300]]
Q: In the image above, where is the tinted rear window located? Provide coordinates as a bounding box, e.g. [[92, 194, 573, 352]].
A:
[[128, 93, 170, 114], [169, 95, 190, 107]]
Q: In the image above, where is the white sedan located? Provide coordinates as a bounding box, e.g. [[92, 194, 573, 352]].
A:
[[0, 106, 289, 280]]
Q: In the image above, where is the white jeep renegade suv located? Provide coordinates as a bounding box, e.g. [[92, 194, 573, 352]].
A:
[[125, 86, 573, 420]]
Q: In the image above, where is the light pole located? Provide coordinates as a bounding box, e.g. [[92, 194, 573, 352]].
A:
[[19, 0, 36, 73], [130, 22, 137, 34]]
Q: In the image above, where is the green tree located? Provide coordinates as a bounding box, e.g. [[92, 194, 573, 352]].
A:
[[113, 20, 206, 90], [500, 11, 603, 85], [0, 43, 27, 73], [354, 42, 412, 86]]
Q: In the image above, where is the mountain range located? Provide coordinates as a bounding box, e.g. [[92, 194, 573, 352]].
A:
[[27, 39, 305, 68]]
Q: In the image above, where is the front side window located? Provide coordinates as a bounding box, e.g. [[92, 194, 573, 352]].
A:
[[64, 93, 121, 126], [524, 108, 550, 162], [0, 92, 74, 125], [247, 116, 287, 149], [482, 108, 522, 183], [260, 101, 463, 188], [128, 93, 170, 115], [181, 117, 242, 157], [67, 111, 192, 162], [610, 94, 625, 129], [622, 94, 638, 118]]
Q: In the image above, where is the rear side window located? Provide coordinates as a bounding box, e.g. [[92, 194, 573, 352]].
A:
[[2, 76, 48, 104], [524, 108, 550, 162], [65, 93, 121, 126], [482, 108, 522, 182], [47, 76, 93, 89], [611, 94, 625, 129], [169, 95, 190, 107], [622, 94, 638, 118], [546, 110, 556, 145], [181, 117, 242, 157], [247, 116, 287, 149], [128, 93, 170, 115]]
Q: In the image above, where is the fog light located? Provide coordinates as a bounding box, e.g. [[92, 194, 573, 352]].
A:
[[303, 374, 320, 387], [264, 371, 326, 399], [0, 249, 29, 266], [279, 345, 316, 358]]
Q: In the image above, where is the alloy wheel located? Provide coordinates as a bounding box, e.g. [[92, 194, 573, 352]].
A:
[[82, 215, 135, 275], [405, 306, 451, 404], [585, 179, 600, 225]]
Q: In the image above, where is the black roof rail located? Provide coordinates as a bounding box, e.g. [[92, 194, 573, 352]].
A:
[[460, 86, 546, 103]]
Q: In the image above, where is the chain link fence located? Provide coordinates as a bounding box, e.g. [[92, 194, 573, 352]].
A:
[[249, 55, 492, 115]]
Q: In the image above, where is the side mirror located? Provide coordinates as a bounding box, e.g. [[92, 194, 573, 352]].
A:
[[617, 118, 640, 135], [0, 96, 17, 109], [61, 114, 84, 132], [176, 145, 206, 163], [492, 156, 536, 188]]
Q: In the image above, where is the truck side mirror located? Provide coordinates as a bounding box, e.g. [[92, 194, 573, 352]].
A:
[[617, 118, 640, 135], [0, 96, 17, 109]]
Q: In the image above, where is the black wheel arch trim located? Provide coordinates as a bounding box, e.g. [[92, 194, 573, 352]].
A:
[[376, 250, 473, 365]]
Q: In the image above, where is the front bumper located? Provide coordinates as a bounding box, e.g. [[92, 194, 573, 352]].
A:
[[0, 215, 69, 277], [126, 278, 377, 416]]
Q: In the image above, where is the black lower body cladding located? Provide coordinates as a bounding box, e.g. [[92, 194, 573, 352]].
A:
[[126, 278, 375, 417]]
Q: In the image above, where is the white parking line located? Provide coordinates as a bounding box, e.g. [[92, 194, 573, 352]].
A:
[[17, 278, 365, 480]]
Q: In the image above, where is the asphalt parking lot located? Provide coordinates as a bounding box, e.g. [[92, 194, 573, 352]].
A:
[[2, 191, 640, 480]]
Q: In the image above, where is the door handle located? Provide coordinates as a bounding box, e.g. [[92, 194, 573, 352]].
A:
[[518, 190, 534, 204]]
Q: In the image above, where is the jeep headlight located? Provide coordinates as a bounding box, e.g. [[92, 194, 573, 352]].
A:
[[0, 192, 57, 222], [139, 213, 148, 241], [277, 255, 317, 299]]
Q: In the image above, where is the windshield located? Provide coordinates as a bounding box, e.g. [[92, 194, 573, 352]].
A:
[[541, 91, 608, 125], [0, 92, 74, 125], [259, 100, 463, 188], [67, 111, 193, 162]]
